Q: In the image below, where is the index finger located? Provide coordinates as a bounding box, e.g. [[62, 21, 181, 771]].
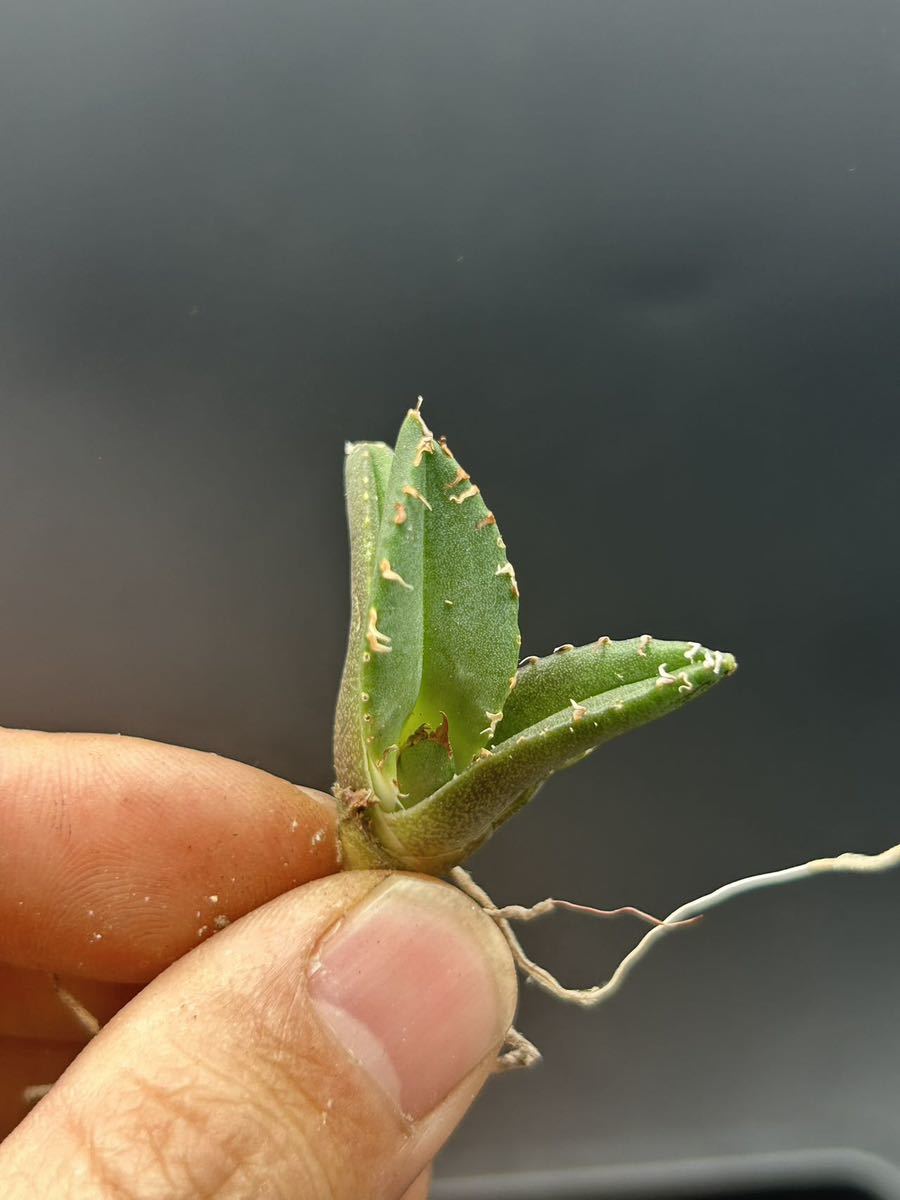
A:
[[0, 729, 339, 982]]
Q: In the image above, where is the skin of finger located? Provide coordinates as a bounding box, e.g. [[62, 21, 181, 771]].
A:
[[0, 964, 140, 1042], [398, 1166, 432, 1200], [0, 1038, 83, 1142], [0, 871, 516, 1200], [0, 729, 339, 981]]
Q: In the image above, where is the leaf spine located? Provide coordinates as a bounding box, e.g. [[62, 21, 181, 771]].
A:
[[402, 484, 432, 509], [394, 502, 407, 525], [476, 513, 496, 531], [366, 607, 392, 654], [495, 562, 519, 597], [480, 710, 503, 739], [413, 436, 435, 466], [445, 467, 470, 490], [449, 484, 480, 505], [637, 634, 653, 657], [656, 663, 678, 688], [375, 743, 399, 769], [379, 559, 413, 589], [569, 699, 588, 722], [553, 643, 575, 654]]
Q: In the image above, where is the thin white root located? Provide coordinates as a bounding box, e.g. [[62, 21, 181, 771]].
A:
[[487, 896, 701, 930], [495, 1026, 542, 1072], [52, 974, 101, 1039], [451, 867, 605, 1006], [451, 841, 900, 1010], [22, 977, 105, 1108]]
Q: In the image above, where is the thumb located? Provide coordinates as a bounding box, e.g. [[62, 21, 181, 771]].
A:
[[0, 871, 518, 1199]]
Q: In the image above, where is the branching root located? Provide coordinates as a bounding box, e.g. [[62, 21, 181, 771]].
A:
[[451, 839, 900, 1018], [495, 1026, 542, 1072]]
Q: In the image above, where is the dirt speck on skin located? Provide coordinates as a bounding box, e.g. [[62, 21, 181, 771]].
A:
[[310, 829, 325, 847], [91, 932, 103, 942], [197, 926, 209, 938], [213, 915, 230, 931], [290, 819, 299, 832], [208, 894, 219, 903]]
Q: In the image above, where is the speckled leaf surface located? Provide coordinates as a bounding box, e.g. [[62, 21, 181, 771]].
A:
[[496, 637, 728, 743], [410, 425, 520, 770], [347, 407, 520, 807], [395, 715, 454, 805], [333, 441, 393, 791], [373, 648, 737, 872], [360, 413, 428, 801]]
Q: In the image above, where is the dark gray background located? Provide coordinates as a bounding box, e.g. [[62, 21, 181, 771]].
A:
[[1, 0, 898, 1188]]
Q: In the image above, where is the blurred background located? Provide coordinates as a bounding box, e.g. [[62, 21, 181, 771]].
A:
[[1, 1, 898, 1195]]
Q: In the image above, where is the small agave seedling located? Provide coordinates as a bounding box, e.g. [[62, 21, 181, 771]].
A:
[[333, 401, 736, 876], [22, 399, 899, 1098], [333, 403, 899, 1035]]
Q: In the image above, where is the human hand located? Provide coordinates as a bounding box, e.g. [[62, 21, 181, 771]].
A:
[[0, 728, 518, 1198]]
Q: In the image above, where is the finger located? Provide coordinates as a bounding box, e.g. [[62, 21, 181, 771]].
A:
[[0, 872, 518, 1200], [399, 1168, 433, 1200], [0, 1038, 82, 1142], [0, 728, 339, 981], [0, 964, 139, 1041]]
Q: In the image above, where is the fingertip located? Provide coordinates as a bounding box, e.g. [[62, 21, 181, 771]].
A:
[[0, 730, 341, 980], [0, 872, 515, 1199]]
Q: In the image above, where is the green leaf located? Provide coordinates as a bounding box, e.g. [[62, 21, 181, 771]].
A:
[[361, 413, 428, 803], [353, 406, 521, 804], [496, 636, 726, 743], [333, 441, 393, 792], [367, 646, 737, 872], [408, 424, 521, 769], [396, 715, 454, 805]]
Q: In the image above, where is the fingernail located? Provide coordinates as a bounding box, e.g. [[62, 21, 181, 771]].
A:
[[308, 875, 516, 1119]]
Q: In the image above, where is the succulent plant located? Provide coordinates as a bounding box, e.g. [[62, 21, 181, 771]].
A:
[[333, 402, 737, 876]]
